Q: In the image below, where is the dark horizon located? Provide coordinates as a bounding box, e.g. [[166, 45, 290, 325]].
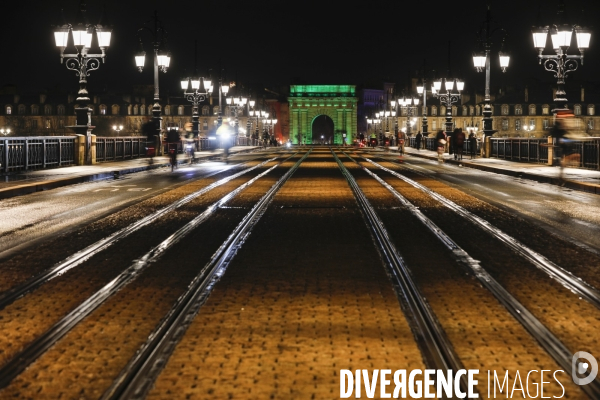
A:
[[2, 0, 600, 97]]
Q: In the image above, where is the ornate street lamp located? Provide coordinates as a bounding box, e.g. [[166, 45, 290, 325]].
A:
[[181, 76, 212, 139], [248, 107, 266, 146], [54, 0, 111, 164], [433, 78, 464, 136], [0, 128, 11, 136], [473, 1, 510, 143], [532, 0, 591, 107], [397, 97, 420, 137], [246, 99, 255, 145], [225, 89, 248, 144], [135, 10, 171, 151], [112, 125, 123, 135]]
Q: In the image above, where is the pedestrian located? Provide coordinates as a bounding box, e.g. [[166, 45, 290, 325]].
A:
[[454, 128, 466, 161], [468, 132, 477, 159], [435, 130, 447, 163], [398, 131, 406, 155], [415, 131, 422, 151]]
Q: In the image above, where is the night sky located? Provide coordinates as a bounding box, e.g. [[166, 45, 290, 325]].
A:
[[2, 0, 600, 97]]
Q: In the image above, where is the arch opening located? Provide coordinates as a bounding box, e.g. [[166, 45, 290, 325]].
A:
[[312, 115, 334, 144]]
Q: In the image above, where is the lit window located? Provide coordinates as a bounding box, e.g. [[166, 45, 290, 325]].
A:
[[462, 106, 467, 116], [178, 105, 184, 116], [502, 119, 509, 130], [542, 105, 549, 115], [515, 105, 522, 115], [46, 119, 51, 128], [431, 106, 437, 116], [501, 105, 509, 115], [529, 104, 536, 115], [100, 105, 107, 115], [588, 105, 595, 115], [452, 106, 457, 116], [164, 105, 170, 116], [112, 104, 119, 115], [202, 106, 209, 116], [543, 119, 550, 129], [588, 119, 594, 130], [515, 119, 521, 130], [574, 104, 582, 115], [5, 105, 11, 115], [133, 105, 138, 115]]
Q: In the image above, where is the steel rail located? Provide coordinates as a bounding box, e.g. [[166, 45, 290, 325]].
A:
[[331, 150, 472, 396], [351, 153, 600, 399], [0, 153, 301, 390], [102, 150, 311, 400], [364, 156, 600, 311], [0, 156, 282, 311]]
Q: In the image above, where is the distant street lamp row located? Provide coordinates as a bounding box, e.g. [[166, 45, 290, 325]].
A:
[[365, 0, 591, 146]]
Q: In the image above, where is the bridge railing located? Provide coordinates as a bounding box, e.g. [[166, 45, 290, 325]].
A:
[[489, 137, 600, 170], [0, 136, 76, 173], [96, 136, 147, 162]]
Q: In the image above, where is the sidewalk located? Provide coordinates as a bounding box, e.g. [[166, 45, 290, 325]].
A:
[[0, 146, 260, 200], [382, 145, 600, 195]]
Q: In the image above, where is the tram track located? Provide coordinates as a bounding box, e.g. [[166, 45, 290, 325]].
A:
[[102, 150, 310, 400], [363, 154, 600, 311], [0, 151, 304, 395], [331, 150, 473, 396], [342, 151, 600, 399], [0, 157, 278, 311], [0, 152, 304, 389]]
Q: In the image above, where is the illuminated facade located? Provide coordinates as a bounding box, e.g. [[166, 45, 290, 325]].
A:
[[287, 85, 358, 145]]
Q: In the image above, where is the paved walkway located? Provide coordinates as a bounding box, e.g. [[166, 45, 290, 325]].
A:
[[386, 145, 600, 194], [0, 146, 260, 199]]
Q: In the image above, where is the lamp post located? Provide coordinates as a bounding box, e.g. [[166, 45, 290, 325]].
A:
[[181, 76, 212, 140], [53, 0, 111, 165], [417, 80, 436, 135], [246, 100, 255, 145], [262, 116, 277, 145], [433, 78, 464, 136], [249, 107, 265, 145], [225, 91, 248, 144], [0, 128, 11, 136], [531, 0, 591, 108], [473, 1, 510, 146], [398, 97, 420, 137], [135, 10, 171, 154], [112, 125, 123, 135]]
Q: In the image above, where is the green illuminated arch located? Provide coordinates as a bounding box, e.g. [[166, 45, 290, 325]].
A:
[[288, 85, 358, 145]]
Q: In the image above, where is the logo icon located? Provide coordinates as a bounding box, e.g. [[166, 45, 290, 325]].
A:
[[572, 351, 598, 386]]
